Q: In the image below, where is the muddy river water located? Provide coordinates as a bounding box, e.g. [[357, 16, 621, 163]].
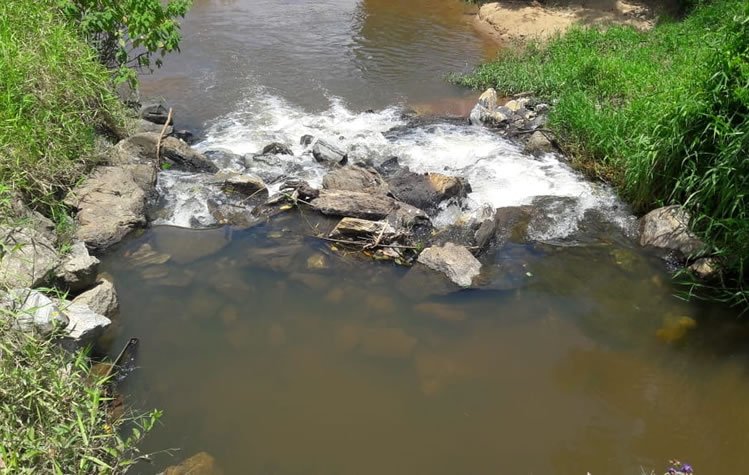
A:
[[103, 1, 749, 473]]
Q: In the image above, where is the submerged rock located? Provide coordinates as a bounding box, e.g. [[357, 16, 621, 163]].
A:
[[159, 451, 224, 475], [55, 241, 100, 293], [312, 139, 348, 165], [65, 166, 148, 252], [640, 205, 704, 258], [0, 226, 60, 289], [417, 242, 481, 287]]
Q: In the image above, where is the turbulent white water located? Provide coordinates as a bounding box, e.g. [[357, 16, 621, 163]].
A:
[[156, 92, 636, 239]]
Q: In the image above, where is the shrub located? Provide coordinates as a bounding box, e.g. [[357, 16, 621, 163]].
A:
[[59, 0, 193, 88]]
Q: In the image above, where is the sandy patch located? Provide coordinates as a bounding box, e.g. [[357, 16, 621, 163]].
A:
[[475, 0, 676, 42]]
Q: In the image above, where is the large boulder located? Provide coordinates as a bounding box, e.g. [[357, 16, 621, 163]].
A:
[[384, 167, 470, 213], [72, 278, 119, 319], [55, 241, 100, 293], [59, 302, 111, 350], [417, 242, 482, 287], [65, 166, 148, 252], [312, 139, 348, 166], [1, 288, 68, 335], [0, 226, 60, 290], [640, 205, 704, 257], [322, 166, 389, 194]]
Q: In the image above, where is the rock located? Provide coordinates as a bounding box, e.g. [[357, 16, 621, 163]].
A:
[[135, 118, 172, 135], [72, 278, 118, 319], [689, 257, 720, 280], [171, 129, 196, 145], [280, 179, 320, 201], [221, 173, 268, 196], [639, 205, 704, 257], [385, 168, 470, 213], [1, 288, 68, 335], [306, 253, 328, 270], [139, 102, 172, 125], [385, 201, 431, 232], [322, 166, 389, 194], [160, 452, 224, 475], [115, 133, 218, 173], [261, 142, 293, 155], [413, 302, 467, 322], [55, 241, 99, 293], [0, 227, 60, 289], [417, 242, 482, 287], [204, 149, 244, 169], [65, 167, 147, 252], [312, 140, 348, 165], [524, 130, 555, 155], [474, 217, 497, 251], [358, 327, 417, 359], [60, 302, 111, 349], [8, 195, 57, 244], [330, 218, 396, 241], [300, 134, 315, 146], [311, 190, 396, 220], [656, 315, 697, 344], [469, 88, 510, 127], [126, 243, 170, 267]]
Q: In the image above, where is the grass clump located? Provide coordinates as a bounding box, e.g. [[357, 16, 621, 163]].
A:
[[0, 0, 124, 216], [454, 0, 749, 308], [0, 310, 160, 474]]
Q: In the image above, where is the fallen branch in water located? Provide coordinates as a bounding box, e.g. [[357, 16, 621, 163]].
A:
[[310, 235, 422, 250], [155, 107, 174, 161]]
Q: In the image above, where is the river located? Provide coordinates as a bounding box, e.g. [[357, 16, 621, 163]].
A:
[[102, 0, 749, 473]]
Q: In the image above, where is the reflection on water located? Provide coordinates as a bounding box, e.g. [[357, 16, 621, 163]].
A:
[[102, 219, 749, 475], [138, 0, 497, 127]]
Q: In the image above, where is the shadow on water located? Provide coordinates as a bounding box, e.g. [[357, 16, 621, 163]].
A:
[[100, 214, 749, 475]]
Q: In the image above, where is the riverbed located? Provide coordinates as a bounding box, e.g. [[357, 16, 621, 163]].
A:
[[104, 1, 749, 473]]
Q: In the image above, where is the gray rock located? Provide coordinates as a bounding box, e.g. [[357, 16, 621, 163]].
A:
[[114, 133, 218, 173], [524, 131, 555, 155], [262, 142, 293, 155], [161, 136, 219, 173], [1, 288, 68, 335], [139, 102, 171, 125], [417, 242, 482, 287], [300, 134, 315, 147], [55, 241, 100, 293], [311, 190, 396, 220], [312, 140, 348, 165], [385, 201, 430, 231], [689, 257, 720, 280], [0, 226, 60, 289], [469, 88, 510, 127], [65, 166, 147, 252], [8, 195, 57, 244], [135, 118, 172, 135], [72, 278, 118, 319], [640, 205, 704, 257], [322, 166, 389, 194], [60, 302, 111, 350]]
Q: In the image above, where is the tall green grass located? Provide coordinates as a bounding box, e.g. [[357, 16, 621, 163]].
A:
[[454, 0, 749, 308], [0, 0, 123, 216]]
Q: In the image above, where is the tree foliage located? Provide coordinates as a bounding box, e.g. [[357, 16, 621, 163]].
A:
[[59, 0, 192, 87]]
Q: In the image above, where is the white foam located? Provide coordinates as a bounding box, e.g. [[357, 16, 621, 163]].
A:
[[156, 91, 635, 239]]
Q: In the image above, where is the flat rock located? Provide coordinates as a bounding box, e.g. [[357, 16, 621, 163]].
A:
[[115, 133, 218, 172], [311, 190, 397, 220], [72, 278, 118, 319], [55, 241, 100, 293], [322, 166, 389, 194], [417, 242, 482, 287], [221, 173, 268, 197], [0, 226, 60, 289], [330, 217, 396, 241], [135, 118, 172, 135], [65, 166, 147, 252], [1, 288, 68, 335], [640, 205, 704, 257]]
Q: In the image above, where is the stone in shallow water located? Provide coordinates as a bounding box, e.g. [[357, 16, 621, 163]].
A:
[[322, 165, 389, 194], [127, 243, 171, 267], [639, 205, 704, 257], [417, 242, 481, 288], [160, 451, 224, 475], [413, 302, 467, 322]]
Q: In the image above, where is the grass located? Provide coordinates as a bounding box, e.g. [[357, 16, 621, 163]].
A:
[[0, 307, 160, 474], [0, 0, 125, 219], [454, 0, 749, 309]]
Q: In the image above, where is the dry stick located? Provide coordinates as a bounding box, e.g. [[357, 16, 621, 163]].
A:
[[312, 235, 422, 250], [155, 107, 174, 162]]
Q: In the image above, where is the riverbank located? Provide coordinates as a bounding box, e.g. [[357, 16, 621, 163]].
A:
[[457, 0, 749, 309]]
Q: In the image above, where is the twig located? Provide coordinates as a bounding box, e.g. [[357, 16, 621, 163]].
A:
[[311, 235, 421, 250], [155, 107, 173, 162]]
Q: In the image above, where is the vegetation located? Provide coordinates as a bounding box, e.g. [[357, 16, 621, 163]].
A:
[[454, 0, 749, 308], [0, 309, 160, 473]]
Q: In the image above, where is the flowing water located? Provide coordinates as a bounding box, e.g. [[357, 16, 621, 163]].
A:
[[103, 1, 749, 473]]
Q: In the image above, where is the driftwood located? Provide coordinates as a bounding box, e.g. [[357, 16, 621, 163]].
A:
[[155, 107, 174, 161]]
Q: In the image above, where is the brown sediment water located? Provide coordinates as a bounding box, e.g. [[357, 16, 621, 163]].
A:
[[105, 1, 749, 473]]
